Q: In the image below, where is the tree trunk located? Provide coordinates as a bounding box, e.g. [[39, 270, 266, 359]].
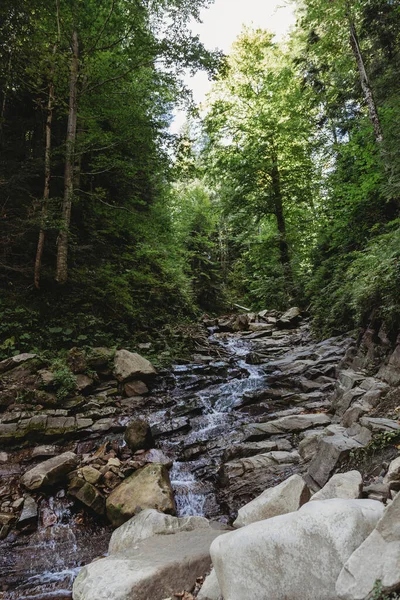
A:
[[34, 43, 57, 289], [348, 18, 384, 144], [56, 29, 79, 284], [270, 150, 292, 284]]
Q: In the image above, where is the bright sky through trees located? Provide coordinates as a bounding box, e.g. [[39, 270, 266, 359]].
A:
[[171, 0, 296, 132]]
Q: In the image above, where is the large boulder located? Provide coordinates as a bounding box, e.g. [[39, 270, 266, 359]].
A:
[[211, 499, 384, 600], [109, 509, 211, 553], [73, 528, 227, 600], [113, 349, 156, 382], [106, 463, 175, 527], [21, 452, 79, 490], [233, 474, 310, 527], [277, 307, 302, 329], [311, 471, 362, 502], [336, 492, 400, 599], [197, 569, 222, 600], [124, 419, 154, 453]]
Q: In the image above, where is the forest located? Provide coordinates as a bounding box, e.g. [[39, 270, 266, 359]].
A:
[[1, 0, 400, 355]]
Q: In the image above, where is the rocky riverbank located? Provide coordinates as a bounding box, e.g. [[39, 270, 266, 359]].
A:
[[1, 308, 400, 599]]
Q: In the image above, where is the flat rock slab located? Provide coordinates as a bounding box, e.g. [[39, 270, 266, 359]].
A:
[[73, 528, 227, 600], [21, 451, 78, 490], [244, 413, 331, 439]]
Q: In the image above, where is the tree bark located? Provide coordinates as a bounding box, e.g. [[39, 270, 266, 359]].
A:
[[34, 43, 57, 289], [270, 150, 292, 284], [56, 29, 79, 284], [348, 18, 384, 144]]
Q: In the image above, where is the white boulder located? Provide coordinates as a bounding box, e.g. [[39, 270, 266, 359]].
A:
[[211, 499, 384, 600], [233, 474, 310, 527], [311, 471, 362, 502]]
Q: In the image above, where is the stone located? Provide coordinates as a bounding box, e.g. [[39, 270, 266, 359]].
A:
[[106, 463, 175, 527], [109, 509, 212, 553], [233, 474, 310, 527], [244, 413, 331, 439], [336, 492, 400, 599], [221, 451, 300, 485], [0, 452, 8, 463], [276, 307, 302, 329], [308, 435, 363, 487], [31, 445, 58, 459], [223, 439, 292, 462], [378, 344, 400, 386], [67, 348, 87, 374], [124, 380, 149, 396], [73, 527, 227, 600], [81, 466, 102, 485], [21, 452, 79, 490], [113, 349, 156, 382], [38, 369, 56, 387], [298, 429, 328, 461], [75, 374, 93, 393], [311, 471, 362, 501], [134, 448, 172, 468], [211, 499, 384, 600], [0, 353, 37, 375], [360, 417, 400, 433], [124, 419, 154, 453], [86, 347, 114, 369], [384, 455, 400, 485], [197, 569, 222, 600], [17, 496, 38, 531], [69, 478, 105, 515]]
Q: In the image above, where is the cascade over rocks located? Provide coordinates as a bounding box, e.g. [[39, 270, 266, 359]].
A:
[[2, 311, 400, 598]]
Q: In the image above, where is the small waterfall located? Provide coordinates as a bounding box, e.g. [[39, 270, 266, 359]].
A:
[[170, 462, 207, 517]]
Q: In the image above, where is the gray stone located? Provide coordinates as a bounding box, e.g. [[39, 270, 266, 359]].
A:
[[311, 471, 362, 501], [17, 496, 38, 531], [109, 509, 212, 554], [234, 474, 310, 527], [113, 349, 156, 382], [106, 463, 175, 527], [73, 528, 227, 600], [211, 499, 384, 600], [360, 417, 400, 433], [298, 430, 328, 461], [336, 492, 400, 599], [383, 455, 400, 484], [378, 345, 400, 386], [308, 435, 363, 487], [124, 419, 154, 453], [0, 353, 37, 375], [21, 452, 79, 490], [244, 413, 331, 439], [221, 451, 300, 485], [124, 380, 149, 396], [277, 307, 302, 329]]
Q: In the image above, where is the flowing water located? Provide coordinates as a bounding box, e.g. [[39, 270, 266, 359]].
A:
[[2, 334, 271, 598]]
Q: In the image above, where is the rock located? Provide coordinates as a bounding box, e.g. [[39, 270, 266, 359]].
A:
[[311, 471, 362, 501], [336, 492, 400, 599], [31, 445, 58, 459], [69, 478, 105, 515], [124, 419, 154, 453], [87, 347, 114, 369], [73, 527, 227, 600], [67, 348, 87, 374], [197, 569, 222, 600], [134, 448, 172, 468], [75, 374, 93, 393], [17, 496, 38, 531], [113, 349, 156, 382], [21, 452, 79, 490], [211, 499, 384, 600], [244, 413, 331, 439], [0, 452, 8, 463], [124, 380, 149, 396], [152, 417, 190, 438], [0, 353, 37, 375], [308, 435, 363, 487], [81, 466, 102, 485], [383, 455, 400, 484], [109, 509, 212, 553], [359, 417, 400, 433], [233, 474, 310, 527], [223, 439, 292, 462], [276, 307, 302, 329], [298, 429, 328, 461], [378, 344, 400, 386], [38, 369, 56, 387], [248, 323, 274, 333], [106, 463, 175, 527]]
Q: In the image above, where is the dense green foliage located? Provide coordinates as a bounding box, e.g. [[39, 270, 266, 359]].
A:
[[1, 0, 400, 356]]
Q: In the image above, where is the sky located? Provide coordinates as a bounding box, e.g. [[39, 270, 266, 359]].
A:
[[170, 0, 296, 133]]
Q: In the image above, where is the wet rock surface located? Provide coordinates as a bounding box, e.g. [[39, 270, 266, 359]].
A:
[[2, 310, 399, 598]]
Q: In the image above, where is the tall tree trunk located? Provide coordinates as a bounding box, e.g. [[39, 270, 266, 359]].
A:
[[270, 150, 292, 285], [34, 43, 57, 289], [347, 17, 384, 144], [56, 29, 79, 284], [0, 51, 12, 141]]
